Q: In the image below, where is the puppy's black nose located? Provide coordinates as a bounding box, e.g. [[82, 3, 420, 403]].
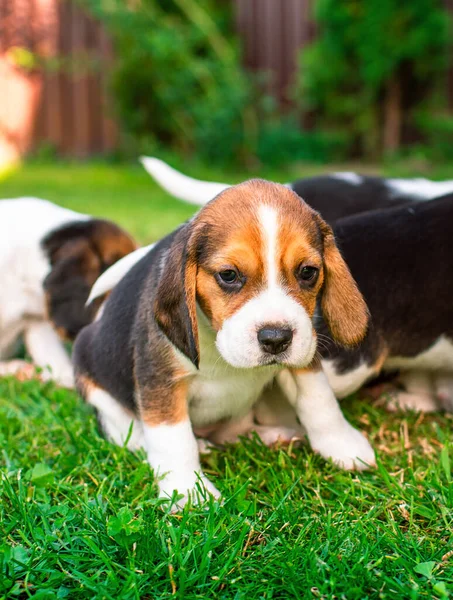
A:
[[257, 327, 293, 355]]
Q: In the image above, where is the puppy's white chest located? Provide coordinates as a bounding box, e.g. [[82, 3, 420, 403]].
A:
[[183, 322, 278, 427], [188, 367, 275, 427]]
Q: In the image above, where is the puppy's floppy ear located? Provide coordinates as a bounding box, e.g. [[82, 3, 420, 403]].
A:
[[317, 216, 369, 347], [42, 220, 136, 340], [154, 224, 200, 368]]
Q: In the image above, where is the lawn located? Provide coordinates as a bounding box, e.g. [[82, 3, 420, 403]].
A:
[[1, 159, 453, 599]]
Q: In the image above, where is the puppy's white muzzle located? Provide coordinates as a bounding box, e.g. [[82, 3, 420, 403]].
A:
[[216, 287, 316, 369]]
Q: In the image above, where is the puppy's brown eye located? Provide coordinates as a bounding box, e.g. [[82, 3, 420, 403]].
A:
[[215, 268, 245, 291], [219, 269, 238, 284], [297, 265, 319, 285]]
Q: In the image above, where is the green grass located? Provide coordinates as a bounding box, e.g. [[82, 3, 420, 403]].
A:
[[1, 160, 453, 599]]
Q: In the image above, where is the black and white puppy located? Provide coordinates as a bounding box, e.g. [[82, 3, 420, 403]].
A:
[[320, 194, 453, 409], [74, 180, 375, 508], [0, 198, 136, 387], [141, 156, 453, 223]]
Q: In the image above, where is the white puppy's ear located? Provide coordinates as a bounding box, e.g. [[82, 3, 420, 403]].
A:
[[154, 224, 200, 367], [139, 156, 230, 206]]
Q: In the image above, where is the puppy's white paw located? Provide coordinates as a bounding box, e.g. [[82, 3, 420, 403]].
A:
[[197, 438, 215, 454], [310, 423, 376, 471], [39, 367, 74, 389], [159, 473, 220, 511], [199, 476, 221, 499], [55, 370, 75, 389], [386, 391, 439, 413]]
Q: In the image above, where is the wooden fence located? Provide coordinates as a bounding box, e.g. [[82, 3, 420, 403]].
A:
[[235, 0, 315, 105], [34, 0, 117, 158], [0, 0, 116, 162]]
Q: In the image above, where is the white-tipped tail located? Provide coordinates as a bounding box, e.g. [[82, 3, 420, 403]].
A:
[[140, 156, 231, 206], [86, 244, 155, 305]]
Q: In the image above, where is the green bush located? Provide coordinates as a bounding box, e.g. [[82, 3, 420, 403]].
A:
[[415, 110, 453, 162], [297, 0, 451, 160], [257, 117, 349, 165], [79, 0, 258, 164]]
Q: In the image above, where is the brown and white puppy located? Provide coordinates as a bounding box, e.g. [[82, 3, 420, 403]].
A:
[[0, 197, 136, 387], [73, 180, 375, 508]]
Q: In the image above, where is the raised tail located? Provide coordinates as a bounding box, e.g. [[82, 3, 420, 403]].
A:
[[140, 156, 231, 206]]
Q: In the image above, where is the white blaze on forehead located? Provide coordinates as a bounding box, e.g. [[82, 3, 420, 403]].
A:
[[258, 204, 279, 287], [215, 198, 317, 369]]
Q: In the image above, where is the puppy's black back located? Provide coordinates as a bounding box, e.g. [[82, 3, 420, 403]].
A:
[[322, 194, 453, 366], [292, 175, 411, 223]]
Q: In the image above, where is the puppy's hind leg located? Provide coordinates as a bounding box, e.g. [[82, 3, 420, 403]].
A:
[[86, 385, 145, 451], [208, 406, 302, 447], [255, 378, 304, 429], [251, 378, 305, 445], [386, 371, 439, 413]]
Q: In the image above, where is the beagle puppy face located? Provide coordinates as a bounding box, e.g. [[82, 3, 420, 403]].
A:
[[42, 220, 137, 340], [155, 179, 369, 370], [196, 188, 325, 368]]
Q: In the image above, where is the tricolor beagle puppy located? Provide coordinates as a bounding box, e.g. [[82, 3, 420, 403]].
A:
[[141, 158, 453, 407], [141, 156, 453, 222], [0, 197, 136, 387], [89, 190, 453, 434], [73, 179, 375, 507]]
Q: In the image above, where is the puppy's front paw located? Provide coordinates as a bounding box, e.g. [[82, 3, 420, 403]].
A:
[[310, 423, 376, 471], [40, 367, 74, 389], [436, 375, 453, 412], [159, 473, 220, 511]]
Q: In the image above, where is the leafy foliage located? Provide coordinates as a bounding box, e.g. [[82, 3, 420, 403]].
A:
[[298, 0, 451, 158], [78, 0, 259, 165]]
